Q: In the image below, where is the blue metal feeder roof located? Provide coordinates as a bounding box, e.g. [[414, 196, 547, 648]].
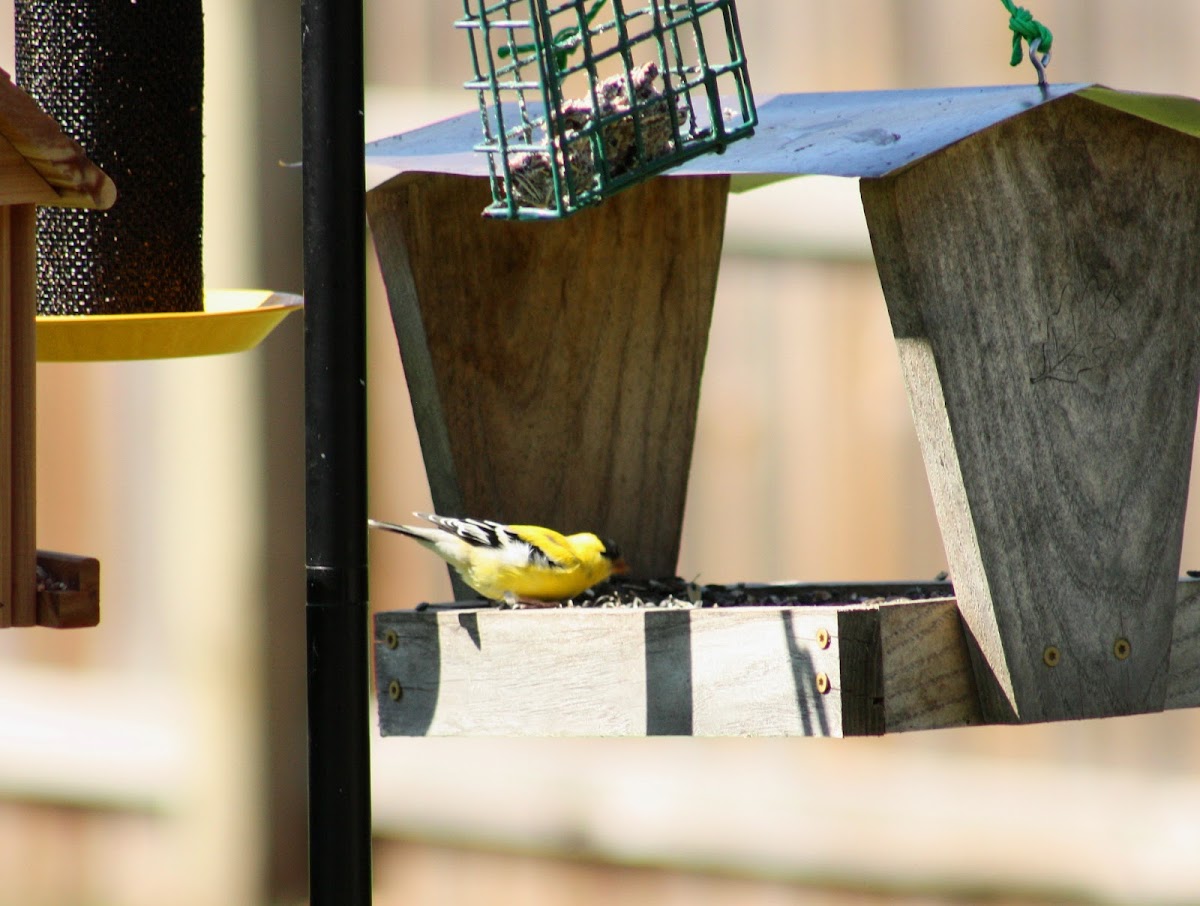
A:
[[367, 83, 1200, 186]]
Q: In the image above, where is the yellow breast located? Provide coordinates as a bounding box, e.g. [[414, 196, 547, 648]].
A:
[[462, 558, 608, 602]]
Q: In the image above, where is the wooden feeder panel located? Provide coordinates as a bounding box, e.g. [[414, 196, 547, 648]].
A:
[[861, 94, 1200, 722], [367, 171, 727, 587]]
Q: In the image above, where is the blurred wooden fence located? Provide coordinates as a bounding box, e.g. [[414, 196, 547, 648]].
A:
[[1, 2, 1199, 905]]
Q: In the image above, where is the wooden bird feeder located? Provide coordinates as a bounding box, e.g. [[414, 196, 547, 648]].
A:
[[367, 83, 1200, 735], [0, 68, 111, 628]]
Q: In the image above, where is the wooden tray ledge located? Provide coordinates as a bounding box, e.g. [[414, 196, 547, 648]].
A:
[[374, 580, 1200, 737]]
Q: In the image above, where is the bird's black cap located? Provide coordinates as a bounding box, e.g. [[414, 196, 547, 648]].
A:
[[600, 538, 622, 560]]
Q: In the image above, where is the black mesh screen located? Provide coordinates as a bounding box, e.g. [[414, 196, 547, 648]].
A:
[[15, 0, 204, 315]]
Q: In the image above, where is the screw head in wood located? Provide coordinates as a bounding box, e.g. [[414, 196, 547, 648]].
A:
[[388, 679, 403, 702], [1043, 646, 1060, 668], [384, 628, 399, 649], [816, 628, 831, 649], [815, 672, 830, 694], [1114, 638, 1131, 660]]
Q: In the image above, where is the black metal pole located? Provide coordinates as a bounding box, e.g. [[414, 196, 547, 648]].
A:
[[301, 0, 371, 903]]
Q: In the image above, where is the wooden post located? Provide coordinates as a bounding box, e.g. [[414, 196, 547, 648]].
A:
[[861, 94, 1200, 723], [367, 173, 728, 587], [0, 206, 10, 628]]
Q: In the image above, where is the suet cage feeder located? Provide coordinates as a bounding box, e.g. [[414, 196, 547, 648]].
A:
[[367, 83, 1200, 736], [458, 0, 756, 219]]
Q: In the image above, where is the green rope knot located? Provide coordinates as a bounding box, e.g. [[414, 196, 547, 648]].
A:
[[1001, 0, 1053, 67]]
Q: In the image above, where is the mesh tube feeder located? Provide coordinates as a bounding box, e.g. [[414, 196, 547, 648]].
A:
[[458, 0, 757, 219], [14, 0, 301, 361], [15, 0, 205, 316]]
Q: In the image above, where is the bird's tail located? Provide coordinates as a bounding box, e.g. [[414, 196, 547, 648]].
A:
[[367, 517, 433, 541]]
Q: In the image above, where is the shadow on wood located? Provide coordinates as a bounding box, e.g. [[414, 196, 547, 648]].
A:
[[644, 609, 693, 735], [375, 611, 440, 736]]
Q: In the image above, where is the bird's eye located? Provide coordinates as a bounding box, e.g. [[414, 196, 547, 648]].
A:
[[601, 539, 621, 559]]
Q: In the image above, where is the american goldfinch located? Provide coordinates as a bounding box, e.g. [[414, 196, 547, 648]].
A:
[[368, 513, 629, 605]]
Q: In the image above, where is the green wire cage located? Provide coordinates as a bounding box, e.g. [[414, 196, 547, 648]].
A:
[[457, 0, 757, 219]]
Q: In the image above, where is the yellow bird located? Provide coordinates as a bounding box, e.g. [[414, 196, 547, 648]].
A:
[[368, 513, 628, 605]]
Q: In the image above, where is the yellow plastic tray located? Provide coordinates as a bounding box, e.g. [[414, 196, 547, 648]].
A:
[[36, 290, 303, 362]]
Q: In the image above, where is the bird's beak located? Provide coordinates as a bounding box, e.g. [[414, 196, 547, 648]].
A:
[[611, 557, 630, 575]]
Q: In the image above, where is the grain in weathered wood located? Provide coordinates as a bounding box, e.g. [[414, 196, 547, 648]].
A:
[[1166, 580, 1200, 710], [366, 173, 728, 589], [0, 135, 58, 208], [374, 599, 968, 737], [0, 207, 10, 628], [9, 205, 34, 626], [375, 581, 1200, 738], [877, 598, 981, 732], [862, 94, 1200, 723], [376, 606, 848, 737], [0, 139, 54, 204], [0, 68, 114, 210], [688, 607, 844, 736], [834, 606, 884, 735], [376, 608, 652, 736]]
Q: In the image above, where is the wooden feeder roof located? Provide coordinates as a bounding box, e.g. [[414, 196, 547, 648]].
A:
[[0, 66, 115, 210], [367, 83, 1200, 184]]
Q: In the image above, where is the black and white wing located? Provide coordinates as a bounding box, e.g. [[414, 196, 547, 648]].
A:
[[416, 513, 566, 569]]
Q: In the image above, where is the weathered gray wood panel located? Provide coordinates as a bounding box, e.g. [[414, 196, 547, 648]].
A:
[[862, 94, 1200, 723], [375, 583, 1200, 737], [377, 605, 853, 737], [687, 607, 845, 736], [877, 596, 981, 732], [375, 597, 980, 737], [1166, 580, 1200, 710], [366, 172, 728, 590]]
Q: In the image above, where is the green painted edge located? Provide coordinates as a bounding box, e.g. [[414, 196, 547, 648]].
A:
[[729, 173, 805, 193], [1079, 86, 1200, 139]]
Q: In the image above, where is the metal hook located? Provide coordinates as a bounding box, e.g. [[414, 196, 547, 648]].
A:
[[1028, 36, 1051, 91]]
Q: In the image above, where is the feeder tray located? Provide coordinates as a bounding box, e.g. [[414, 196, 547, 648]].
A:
[[367, 82, 1200, 734], [35, 289, 303, 362], [375, 578, 1200, 737], [457, 0, 756, 218]]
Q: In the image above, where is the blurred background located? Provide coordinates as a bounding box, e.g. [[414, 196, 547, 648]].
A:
[[0, 1, 1198, 904]]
